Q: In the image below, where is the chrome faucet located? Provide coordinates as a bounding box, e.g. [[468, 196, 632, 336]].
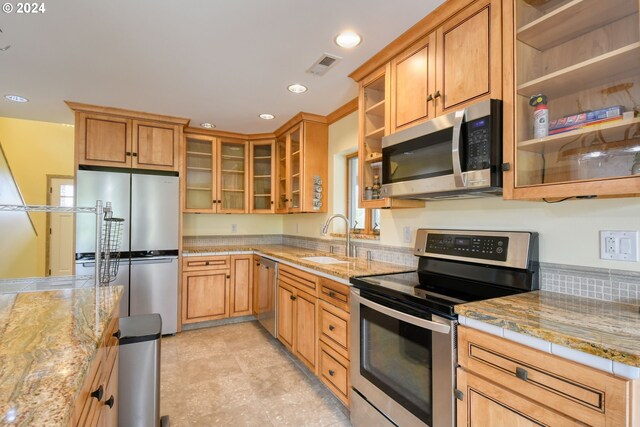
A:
[[322, 214, 352, 257]]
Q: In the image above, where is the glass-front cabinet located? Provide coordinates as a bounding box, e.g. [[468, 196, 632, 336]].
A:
[[275, 134, 288, 212], [218, 139, 248, 213], [250, 139, 275, 213], [275, 124, 304, 213], [509, 0, 640, 199], [184, 135, 216, 212]]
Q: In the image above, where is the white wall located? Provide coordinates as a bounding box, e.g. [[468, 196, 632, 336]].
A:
[[282, 112, 359, 237], [287, 111, 640, 272], [183, 214, 284, 236]]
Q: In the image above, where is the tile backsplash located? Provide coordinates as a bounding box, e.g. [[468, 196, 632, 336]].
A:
[[183, 234, 639, 305]]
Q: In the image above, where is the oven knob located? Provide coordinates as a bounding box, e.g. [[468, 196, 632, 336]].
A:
[[496, 247, 503, 254]]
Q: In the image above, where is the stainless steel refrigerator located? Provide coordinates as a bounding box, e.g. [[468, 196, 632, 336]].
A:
[[76, 170, 179, 334]]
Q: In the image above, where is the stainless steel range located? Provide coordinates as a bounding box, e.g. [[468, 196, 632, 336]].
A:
[[349, 229, 539, 427]]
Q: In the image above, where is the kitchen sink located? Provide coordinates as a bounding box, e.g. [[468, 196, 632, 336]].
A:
[[300, 256, 350, 265]]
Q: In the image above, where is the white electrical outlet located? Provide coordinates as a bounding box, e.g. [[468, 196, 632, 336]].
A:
[[403, 226, 412, 243], [600, 231, 639, 261], [231, 224, 237, 234]]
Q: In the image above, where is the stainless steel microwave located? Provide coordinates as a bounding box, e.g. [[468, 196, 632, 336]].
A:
[[381, 99, 502, 200]]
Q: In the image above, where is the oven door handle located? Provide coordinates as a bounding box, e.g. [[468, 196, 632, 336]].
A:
[[353, 292, 451, 334], [452, 107, 467, 188]]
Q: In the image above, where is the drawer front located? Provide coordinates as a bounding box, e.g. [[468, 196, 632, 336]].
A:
[[279, 264, 318, 294], [319, 300, 349, 359], [73, 350, 103, 427], [183, 256, 230, 271], [319, 342, 349, 405], [319, 277, 350, 312], [458, 326, 631, 427]]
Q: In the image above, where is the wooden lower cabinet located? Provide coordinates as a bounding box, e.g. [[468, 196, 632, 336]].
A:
[[457, 326, 638, 427], [277, 281, 295, 351], [319, 341, 350, 406], [181, 255, 252, 325]]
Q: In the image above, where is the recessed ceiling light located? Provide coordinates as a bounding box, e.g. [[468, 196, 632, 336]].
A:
[[287, 84, 307, 94], [259, 113, 275, 120], [5, 95, 28, 103], [200, 123, 215, 129], [335, 31, 362, 49]]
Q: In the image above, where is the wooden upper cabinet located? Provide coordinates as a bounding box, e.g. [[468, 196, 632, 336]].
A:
[[78, 113, 132, 167], [249, 139, 276, 213], [132, 120, 180, 171], [437, 0, 500, 114], [217, 139, 249, 213], [391, 33, 436, 131], [68, 102, 189, 171]]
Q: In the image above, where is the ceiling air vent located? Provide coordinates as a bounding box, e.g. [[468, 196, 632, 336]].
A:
[[306, 53, 342, 76]]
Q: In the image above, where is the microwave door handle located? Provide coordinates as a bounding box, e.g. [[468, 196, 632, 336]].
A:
[[452, 107, 467, 188], [353, 291, 451, 334]]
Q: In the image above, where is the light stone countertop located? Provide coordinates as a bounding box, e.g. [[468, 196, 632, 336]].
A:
[[183, 244, 413, 283], [0, 285, 123, 426], [455, 290, 640, 368]]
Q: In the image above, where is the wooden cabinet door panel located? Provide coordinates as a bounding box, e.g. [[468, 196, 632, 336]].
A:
[[438, 0, 499, 113], [277, 282, 294, 351], [185, 271, 228, 320], [81, 114, 131, 166], [294, 290, 317, 372], [230, 255, 252, 317], [391, 33, 436, 131], [133, 120, 178, 171]]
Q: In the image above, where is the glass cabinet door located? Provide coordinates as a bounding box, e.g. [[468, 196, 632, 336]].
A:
[[251, 140, 274, 212], [289, 125, 302, 211], [360, 72, 387, 207], [219, 140, 247, 212], [276, 135, 288, 212], [514, 0, 640, 195], [185, 136, 215, 211]]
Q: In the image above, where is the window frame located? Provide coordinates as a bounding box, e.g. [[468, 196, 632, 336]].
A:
[[346, 152, 379, 235]]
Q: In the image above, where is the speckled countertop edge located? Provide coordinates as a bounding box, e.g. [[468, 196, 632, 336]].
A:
[[0, 286, 123, 426], [455, 290, 640, 367], [183, 244, 413, 283]]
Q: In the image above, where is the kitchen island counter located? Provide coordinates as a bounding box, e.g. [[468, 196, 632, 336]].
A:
[[455, 290, 640, 369], [183, 244, 412, 283], [0, 285, 122, 426]]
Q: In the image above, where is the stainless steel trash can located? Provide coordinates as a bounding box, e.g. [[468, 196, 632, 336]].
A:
[[119, 313, 162, 427]]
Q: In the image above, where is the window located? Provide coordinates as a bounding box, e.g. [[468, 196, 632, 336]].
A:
[[347, 153, 380, 235]]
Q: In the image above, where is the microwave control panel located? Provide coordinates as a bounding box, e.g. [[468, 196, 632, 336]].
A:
[[466, 117, 491, 171], [425, 233, 509, 261]]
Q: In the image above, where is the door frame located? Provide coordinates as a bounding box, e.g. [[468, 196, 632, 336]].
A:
[[46, 174, 75, 276]]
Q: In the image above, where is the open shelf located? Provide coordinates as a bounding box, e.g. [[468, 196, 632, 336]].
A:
[[187, 166, 212, 171], [518, 117, 640, 153], [253, 175, 271, 178], [364, 153, 382, 163], [517, 42, 640, 99], [253, 194, 271, 197], [365, 100, 385, 117], [253, 156, 272, 160], [221, 169, 244, 174], [186, 187, 212, 191], [517, 0, 638, 50], [186, 151, 212, 157], [221, 154, 244, 160], [221, 189, 244, 192], [365, 126, 385, 139]]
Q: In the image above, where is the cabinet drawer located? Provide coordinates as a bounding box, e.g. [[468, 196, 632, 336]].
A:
[[183, 256, 230, 271], [319, 277, 350, 312], [319, 300, 349, 359], [73, 349, 103, 427], [279, 264, 318, 294], [319, 342, 349, 406], [459, 326, 631, 427]]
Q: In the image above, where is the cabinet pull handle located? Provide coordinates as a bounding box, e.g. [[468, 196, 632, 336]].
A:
[[328, 291, 336, 298], [125, 152, 131, 156], [113, 329, 121, 340], [290, 295, 297, 301], [433, 90, 441, 99], [105, 395, 115, 408], [515, 367, 528, 381], [213, 200, 217, 204], [226, 275, 230, 279], [454, 389, 464, 401], [328, 370, 335, 376], [217, 200, 221, 204], [132, 152, 138, 157], [329, 325, 335, 331], [91, 385, 104, 401], [205, 261, 210, 265], [270, 201, 274, 205], [426, 94, 434, 102], [256, 262, 260, 266]]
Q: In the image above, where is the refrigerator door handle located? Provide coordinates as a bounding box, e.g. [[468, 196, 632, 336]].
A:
[[130, 257, 177, 265]]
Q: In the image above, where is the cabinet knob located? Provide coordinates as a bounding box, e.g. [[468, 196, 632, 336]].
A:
[[90, 385, 104, 401], [205, 261, 210, 265], [132, 152, 138, 157], [226, 275, 230, 279], [328, 370, 335, 376], [515, 367, 528, 381], [290, 295, 297, 301], [426, 94, 434, 102], [433, 90, 441, 99], [270, 201, 274, 205], [329, 325, 335, 331], [105, 395, 115, 408], [256, 262, 260, 266], [328, 291, 336, 298], [125, 152, 132, 156], [217, 200, 221, 204], [112, 329, 121, 340], [213, 200, 217, 204]]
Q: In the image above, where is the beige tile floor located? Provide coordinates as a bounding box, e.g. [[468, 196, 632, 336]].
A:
[[160, 321, 352, 427]]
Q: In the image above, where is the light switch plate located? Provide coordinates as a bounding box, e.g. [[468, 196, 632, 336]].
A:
[[600, 230, 638, 261]]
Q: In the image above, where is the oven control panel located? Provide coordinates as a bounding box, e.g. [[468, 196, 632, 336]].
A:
[[425, 233, 509, 261]]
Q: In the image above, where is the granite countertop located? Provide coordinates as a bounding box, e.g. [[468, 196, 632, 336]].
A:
[[0, 285, 123, 426], [183, 244, 413, 281], [455, 290, 640, 368]]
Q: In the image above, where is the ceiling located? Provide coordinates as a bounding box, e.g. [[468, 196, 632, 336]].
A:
[[0, 0, 445, 133]]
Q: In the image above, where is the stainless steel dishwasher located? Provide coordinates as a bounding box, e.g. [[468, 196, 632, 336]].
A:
[[255, 257, 277, 337]]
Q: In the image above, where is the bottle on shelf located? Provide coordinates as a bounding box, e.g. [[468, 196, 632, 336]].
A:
[[372, 175, 381, 199]]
